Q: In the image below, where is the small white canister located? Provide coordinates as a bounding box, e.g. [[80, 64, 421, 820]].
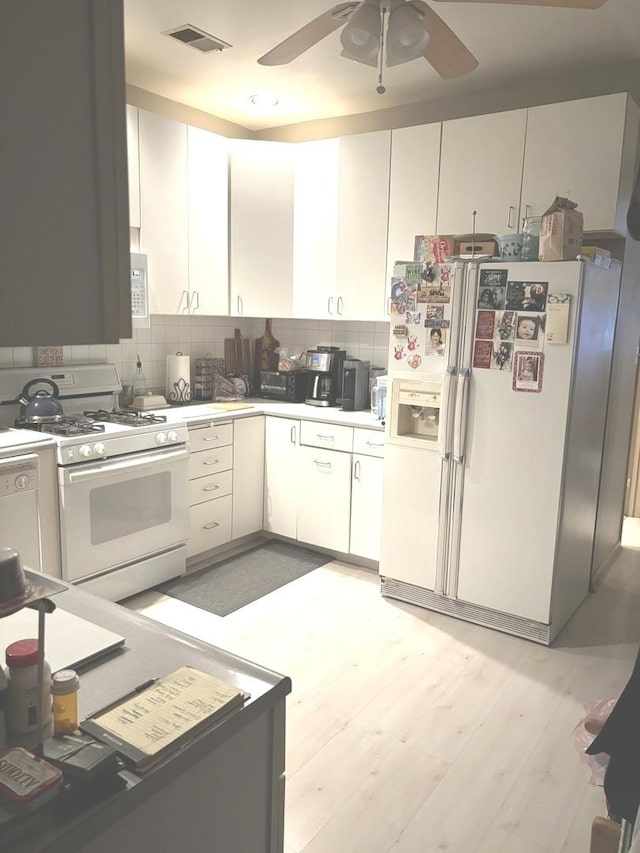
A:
[[5, 639, 52, 748]]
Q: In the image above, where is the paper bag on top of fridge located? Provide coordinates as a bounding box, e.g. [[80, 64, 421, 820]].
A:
[[539, 197, 584, 261]]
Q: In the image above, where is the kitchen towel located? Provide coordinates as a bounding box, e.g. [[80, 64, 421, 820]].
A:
[[166, 352, 191, 404]]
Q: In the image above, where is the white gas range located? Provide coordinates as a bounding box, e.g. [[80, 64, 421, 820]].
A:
[[0, 364, 189, 601]]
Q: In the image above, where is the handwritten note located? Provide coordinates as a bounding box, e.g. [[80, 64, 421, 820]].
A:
[[93, 667, 245, 756]]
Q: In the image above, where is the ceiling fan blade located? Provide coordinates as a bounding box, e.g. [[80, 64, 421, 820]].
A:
[[432, 0, 607, 8], [257, 2, 360, 66], [409, 1, 479, 78]]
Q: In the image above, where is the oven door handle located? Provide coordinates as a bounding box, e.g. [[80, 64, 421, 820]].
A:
[[60, 446, 189, 485]]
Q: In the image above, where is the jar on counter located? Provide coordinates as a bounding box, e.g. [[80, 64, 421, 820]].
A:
[[51, 669, 80, 735], [5, 639, 52, 748], [521, 216, 542, 261]]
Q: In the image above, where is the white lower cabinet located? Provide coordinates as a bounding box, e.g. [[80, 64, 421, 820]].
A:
[[264, 416, 384, 559], [264, 417, 299, 540], [187, 496, 233, 557], [232, 416, 265, 540], [350, 452, 384, 562], [296, 446, 352, 553]]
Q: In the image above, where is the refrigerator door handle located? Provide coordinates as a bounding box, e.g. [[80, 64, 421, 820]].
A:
[[452, 369, 471, 463], [442, 367, 456, 456]]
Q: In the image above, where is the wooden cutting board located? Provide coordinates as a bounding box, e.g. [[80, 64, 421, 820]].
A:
[[255, 319, 279, 373], [224, 338, 236, 374]]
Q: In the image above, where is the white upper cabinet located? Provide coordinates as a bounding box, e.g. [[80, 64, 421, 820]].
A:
[[437, 110, 527, 237], [1, 0, 131, 346], [126, 105, 140, 230], [230, 140, 295, 318], [138, 110, 229, 315], [520, 93, 640, 234], [387, 123, 441, 301], [293, 139, 340, 319], [187, 125, 229, 316], [138, 110, 190, 314], [336, 130, 391, 321]]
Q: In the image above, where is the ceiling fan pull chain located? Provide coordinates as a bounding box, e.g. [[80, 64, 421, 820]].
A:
[[376, 5, 387, 94]]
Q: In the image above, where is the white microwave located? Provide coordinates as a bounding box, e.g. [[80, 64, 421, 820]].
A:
[[131, 252, 149, 329]]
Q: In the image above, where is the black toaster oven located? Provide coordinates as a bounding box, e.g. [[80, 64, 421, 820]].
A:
[[259, 370, 310, 402]]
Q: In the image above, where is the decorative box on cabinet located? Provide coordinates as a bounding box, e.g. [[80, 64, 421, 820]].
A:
[[1, 0, 131, 346]]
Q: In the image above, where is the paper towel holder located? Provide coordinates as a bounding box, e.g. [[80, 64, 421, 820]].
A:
[[166, 351, 192, 404]]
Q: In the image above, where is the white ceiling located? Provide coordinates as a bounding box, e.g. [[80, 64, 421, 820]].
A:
[[123, 0, 640, 131]]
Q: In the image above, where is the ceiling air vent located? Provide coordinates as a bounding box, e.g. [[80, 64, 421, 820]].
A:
[[164, 25, 232, 54]]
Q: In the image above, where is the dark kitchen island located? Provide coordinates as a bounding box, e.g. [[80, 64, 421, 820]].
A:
[[8, 576, 291, 853]]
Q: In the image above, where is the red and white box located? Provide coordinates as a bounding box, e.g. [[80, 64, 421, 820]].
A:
[[0, 747, 62, 813]]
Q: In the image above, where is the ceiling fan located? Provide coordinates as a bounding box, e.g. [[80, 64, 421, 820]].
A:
[[257, 0, 607, 89]]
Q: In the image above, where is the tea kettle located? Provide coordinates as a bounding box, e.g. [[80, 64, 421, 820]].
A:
[[17, 379, 64, 422]]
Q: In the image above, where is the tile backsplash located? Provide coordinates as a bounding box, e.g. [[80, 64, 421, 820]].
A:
[[0, 317, 390, 394]]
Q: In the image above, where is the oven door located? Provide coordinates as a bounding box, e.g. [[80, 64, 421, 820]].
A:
[[58, 445, 189, 582]]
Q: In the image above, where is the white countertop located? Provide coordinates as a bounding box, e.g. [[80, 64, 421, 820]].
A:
[[0, 428, 56, 455], [155, 400, 385, 431]]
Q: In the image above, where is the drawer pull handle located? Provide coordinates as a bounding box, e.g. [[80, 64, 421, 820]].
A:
[[366, 441, 384, 448], [314, 460, 332, 468], [203, 484, 220, 492], [203, 435, 220, 442], [203, 459, 220, 466], [316, 434, 335, 441], [203, 521, 220, 530]]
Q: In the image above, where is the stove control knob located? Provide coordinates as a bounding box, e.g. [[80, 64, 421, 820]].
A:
[[167, 430, 179, 443], [14, 474, 30, 490], [93, 442, 106, 456], [155, 432, 167, 445], [79, 445, 92, 458]]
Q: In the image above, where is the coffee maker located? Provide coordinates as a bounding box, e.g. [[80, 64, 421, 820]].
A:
[[305, 347, 346, 407]]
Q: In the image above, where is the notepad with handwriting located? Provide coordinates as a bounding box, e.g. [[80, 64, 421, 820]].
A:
[[81, 666, 247, 772]]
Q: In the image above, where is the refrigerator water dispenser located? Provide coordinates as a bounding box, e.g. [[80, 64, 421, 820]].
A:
[[388, 379, 444, 449]]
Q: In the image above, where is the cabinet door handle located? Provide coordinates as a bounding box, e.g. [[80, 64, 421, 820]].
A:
[[386, 297, 392, 316], [507, 205, 515, 230], [314, 460, 332, 469], [203, 459, 220, 466], [203, 484, 220, 492], [354, 459, 361, 481], [316, 433, 335, 441], [328, 297, 334, 315], [203, 521, 220, 530], [337, 296, 343, 315], [190, 290, 200, 313], [178, 290, 189, 313], [524, 203, 531, 220], [290, 425, 296, 444], [237, 295, 242, 314]]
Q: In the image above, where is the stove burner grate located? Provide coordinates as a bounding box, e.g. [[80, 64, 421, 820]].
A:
[[83, 408, 168, 427], [15, 417, 107, 436]]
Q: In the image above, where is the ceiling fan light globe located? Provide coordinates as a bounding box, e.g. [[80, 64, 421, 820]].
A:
[[386, 2, 429, 64], [340, 2, 381, 62]]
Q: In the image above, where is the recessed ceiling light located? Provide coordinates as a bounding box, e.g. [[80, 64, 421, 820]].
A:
[[249, 94, 280, 108]]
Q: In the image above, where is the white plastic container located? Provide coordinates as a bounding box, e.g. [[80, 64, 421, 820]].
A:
[[5, 639, 52, 748]]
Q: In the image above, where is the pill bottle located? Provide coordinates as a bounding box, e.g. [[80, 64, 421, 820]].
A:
[[5, 639, 52, 748], [51, 670, 80, 735]]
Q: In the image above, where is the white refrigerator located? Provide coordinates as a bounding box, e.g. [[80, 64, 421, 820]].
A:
[[379, 259, 621, 644]]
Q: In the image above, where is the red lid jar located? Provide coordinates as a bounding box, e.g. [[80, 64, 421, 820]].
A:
[[6, 639, 39, 668]]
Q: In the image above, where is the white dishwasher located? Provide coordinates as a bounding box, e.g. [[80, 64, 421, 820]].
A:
[[0, 453, 41, 572]]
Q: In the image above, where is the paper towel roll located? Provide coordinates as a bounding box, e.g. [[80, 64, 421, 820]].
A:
[[166, 352, 191, 403]]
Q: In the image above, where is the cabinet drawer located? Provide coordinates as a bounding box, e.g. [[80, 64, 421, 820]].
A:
[[188, 444, 233, 479], [189, 470, 232, 506], [186, 495, 232, 558], [188, 421, 233, 452], [352, 428, 385, 458], [299, 421, 353, 453]]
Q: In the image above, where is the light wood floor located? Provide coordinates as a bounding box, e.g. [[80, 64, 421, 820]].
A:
[[126, 524, 640, 853]]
